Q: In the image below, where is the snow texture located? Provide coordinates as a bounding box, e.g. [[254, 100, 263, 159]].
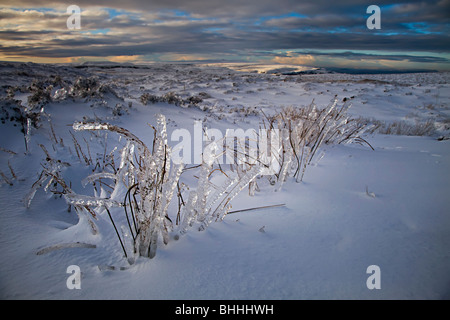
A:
[[0, 62, 449, 299]]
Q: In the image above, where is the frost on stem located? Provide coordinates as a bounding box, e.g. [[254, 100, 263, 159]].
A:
[[63, 193, 122, 208], [24, 146, 71, 208], [265, 97, 373, 185], [73, 122, 110, 131], [24, 171, 48, 208], [73, 114, 184, 259], [178, 139, 264, 235]]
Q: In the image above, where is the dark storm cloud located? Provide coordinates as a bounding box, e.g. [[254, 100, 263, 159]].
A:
[[0, 0, 449, 69], [0, 0, 415, 17]]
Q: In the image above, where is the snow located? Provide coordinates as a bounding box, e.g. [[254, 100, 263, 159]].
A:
[[0, 62, 449, 299]]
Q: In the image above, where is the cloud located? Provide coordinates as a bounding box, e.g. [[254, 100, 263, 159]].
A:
[[267, 50, 450, 70], [271, 54, 316, 65], [0, 0, 442, 19], [103, 55, 141, 62], [0, 1, 449, 70]]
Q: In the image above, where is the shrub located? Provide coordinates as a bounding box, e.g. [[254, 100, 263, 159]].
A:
[[376, 120, 436, 136], [24, 99, 374, 262], [71, 115, 182, 259], [262, 97, 373, 185]]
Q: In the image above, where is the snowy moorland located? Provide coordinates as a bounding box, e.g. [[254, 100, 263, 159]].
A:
[[0, 62, 449, 299]]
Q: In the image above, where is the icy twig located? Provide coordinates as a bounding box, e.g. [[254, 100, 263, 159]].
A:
[[228, 203, 286, 214]]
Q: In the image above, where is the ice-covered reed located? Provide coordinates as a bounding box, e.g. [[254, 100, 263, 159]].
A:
[[23, 99, 374, 261], [72, 115, 183, 259], [263, 97, 373, 185]]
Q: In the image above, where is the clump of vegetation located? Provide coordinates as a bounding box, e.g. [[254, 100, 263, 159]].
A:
[[23, 98, 375, 262], [27, 79, 52, 109], [140, 91, 205, 107], [262, 97, 373, 185], [374, 119, 436, 136]]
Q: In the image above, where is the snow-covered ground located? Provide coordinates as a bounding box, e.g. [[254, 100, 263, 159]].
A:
[[0, 62, 449, 299]]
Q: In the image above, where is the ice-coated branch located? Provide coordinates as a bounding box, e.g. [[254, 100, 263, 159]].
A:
[[63, 193, 122, 208], [81, 172, 117, 187]]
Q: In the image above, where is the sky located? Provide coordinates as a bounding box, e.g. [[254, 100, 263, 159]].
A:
[[0, 0, 449, 71]]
